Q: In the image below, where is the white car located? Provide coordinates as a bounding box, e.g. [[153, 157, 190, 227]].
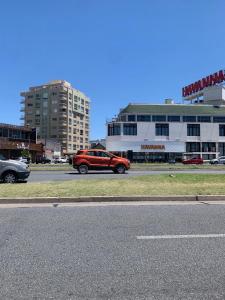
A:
[[0, 154, 30, 183], [210, 156, 225, 164], [13, 156, 30, 165], [54, 157, 68, 164]]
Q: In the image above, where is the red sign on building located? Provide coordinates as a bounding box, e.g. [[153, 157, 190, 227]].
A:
[[182, 70, 225, 98]]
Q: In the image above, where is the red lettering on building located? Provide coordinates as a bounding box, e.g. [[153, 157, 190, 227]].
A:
[[182, 70, 225, 97], [141, 145, 165, 150]]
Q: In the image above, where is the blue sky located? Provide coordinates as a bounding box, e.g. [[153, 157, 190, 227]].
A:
[[0, 0, 224, 139]]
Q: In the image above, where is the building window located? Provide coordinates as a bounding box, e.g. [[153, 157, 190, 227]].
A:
[[152, 115, 166, 122], [128, 115, 136, 122], [202, 142, 216, 152], [219, 143, 225, 156], [119, 115, 126, 122], [187, 124, 200, 136], [123, 123, 137, 135], [167, 115, 180, 122], [213, 116, 225, 123], [155, 124, 169, 136], [219, 125, 225, 136], [183, 116, 196, 122], [137, 115, 151, 122], [108, 123, 121, 136], [186, 142, 200, 152], [197, 116, 211, 122]]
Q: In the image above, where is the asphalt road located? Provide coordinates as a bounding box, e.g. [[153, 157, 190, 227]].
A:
[[1, 202, 225, 299], [28, 169, 225, 182]]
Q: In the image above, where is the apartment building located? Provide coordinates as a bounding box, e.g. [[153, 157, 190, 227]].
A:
[[21, 80, 90, 154]]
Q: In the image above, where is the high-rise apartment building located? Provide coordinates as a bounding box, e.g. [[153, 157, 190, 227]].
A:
[[20, 80, 90, 154]]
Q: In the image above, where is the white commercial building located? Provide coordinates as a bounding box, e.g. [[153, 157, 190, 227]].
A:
[[106, 70, 225, 162]]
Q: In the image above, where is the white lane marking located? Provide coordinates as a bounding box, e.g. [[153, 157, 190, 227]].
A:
[[137, 234, 225, 240]]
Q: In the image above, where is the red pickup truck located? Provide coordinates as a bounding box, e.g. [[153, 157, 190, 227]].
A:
[[73, 149, 130, 174]]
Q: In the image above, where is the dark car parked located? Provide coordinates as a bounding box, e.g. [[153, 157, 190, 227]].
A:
[[36, 157, 51, 164]]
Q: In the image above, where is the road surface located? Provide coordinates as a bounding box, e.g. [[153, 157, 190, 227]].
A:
[[1, 201, 225, 299]]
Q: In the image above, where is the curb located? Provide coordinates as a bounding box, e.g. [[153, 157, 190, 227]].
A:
[[0, 195, 225, 204]]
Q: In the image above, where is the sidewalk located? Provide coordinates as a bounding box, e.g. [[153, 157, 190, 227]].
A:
[[1, 195, 225, 204]]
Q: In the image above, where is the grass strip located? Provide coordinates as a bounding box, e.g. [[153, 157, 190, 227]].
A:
[[29, 163, 225, 172], [1, 174, 225, 198]]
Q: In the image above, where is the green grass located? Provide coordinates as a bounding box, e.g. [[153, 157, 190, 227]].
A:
[[1, 174, 225, 198], [30, 164, 73, 171], [29, 162, 225, 172], [130, 162, 225, 170]]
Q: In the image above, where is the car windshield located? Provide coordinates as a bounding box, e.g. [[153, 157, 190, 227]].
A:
[[0, 154, 7, 160]]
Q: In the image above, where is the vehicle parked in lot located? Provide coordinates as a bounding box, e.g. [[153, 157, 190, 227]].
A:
[[54, 157, 68, 164], [73, 149, 130, 174], [182, 157, 204, 164], [12, 156, 30, 165], [36, 156, 51, 164], [0, 154, 30, 183], [210, 156, 225, 164]]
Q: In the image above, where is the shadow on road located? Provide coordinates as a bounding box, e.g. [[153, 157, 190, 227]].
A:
[[65, 171, 128, 175]]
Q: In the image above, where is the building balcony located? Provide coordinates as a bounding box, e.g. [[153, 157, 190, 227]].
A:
[[59, 113, 68, 118], [59, 104, 67, 109], [20, 116, 25, 120], [59, 99, 67, 104], [20, 99, 25, 104], [20, 107, 25, 112], [59, 93, 67, 98], [58, 130, 67, 135]]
